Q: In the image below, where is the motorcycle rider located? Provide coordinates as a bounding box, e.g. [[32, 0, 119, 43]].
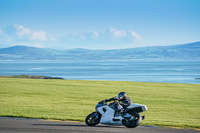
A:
[[104, 92, 132, 115]]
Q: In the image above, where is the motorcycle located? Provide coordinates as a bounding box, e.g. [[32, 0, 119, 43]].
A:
[[85, 100, 147, 128]]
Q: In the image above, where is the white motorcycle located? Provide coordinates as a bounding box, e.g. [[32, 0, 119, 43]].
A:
[[85, 100, 147, 128]]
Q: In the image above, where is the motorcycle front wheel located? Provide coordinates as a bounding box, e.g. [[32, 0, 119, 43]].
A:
[[122, 113, 142, 128], [85, 112, 101, 126]]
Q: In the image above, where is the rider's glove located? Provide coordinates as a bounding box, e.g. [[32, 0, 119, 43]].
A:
[[113, 97, 118, 100], [105, 99, 109, 102]]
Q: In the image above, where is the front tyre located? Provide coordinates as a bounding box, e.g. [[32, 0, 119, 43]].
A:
[[85, 112, 101, 126], [122, 113, 142, 128]]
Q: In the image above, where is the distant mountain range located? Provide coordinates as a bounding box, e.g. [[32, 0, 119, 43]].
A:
[[0, 42, 200, 60]]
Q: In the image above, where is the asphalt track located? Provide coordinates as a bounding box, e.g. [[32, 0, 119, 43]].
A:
[[0, 117, 199, 133]]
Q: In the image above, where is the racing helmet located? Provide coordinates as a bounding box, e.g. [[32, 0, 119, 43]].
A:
[[118, 92, 127, 100]]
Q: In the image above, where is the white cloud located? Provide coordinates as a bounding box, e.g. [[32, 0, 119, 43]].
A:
[[109, 28, 127, 38], [0, 25, 141, 49], [130, 31, 140, 40], [12, 24, 47, 41], [32, 43, 44, 48], [14, 24, 31, 38], [0, 29, 3, 35], [92, 31, 99, 38], [71, 31, 99, 40], [56, 28, 142, 49], [49, 36, 58, 42], [0, 28, 12, 43], [30, 31, 47, 41], [0, 24, 51, 48]]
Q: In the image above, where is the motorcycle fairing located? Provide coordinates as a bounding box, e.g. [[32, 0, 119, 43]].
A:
[[127, 103, 147, 113], [97, 105, 123, 125]]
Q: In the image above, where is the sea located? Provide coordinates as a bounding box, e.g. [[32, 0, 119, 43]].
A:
[[0, 60, 200, 84]]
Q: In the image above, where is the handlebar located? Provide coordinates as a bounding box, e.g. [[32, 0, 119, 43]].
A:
[[98, 100, 107, 104]]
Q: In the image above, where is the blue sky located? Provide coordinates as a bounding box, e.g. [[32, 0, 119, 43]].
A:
[[0, 0, 200, 49]]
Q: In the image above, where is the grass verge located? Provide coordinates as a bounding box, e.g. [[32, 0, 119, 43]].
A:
[[0, 78, 199, 129]]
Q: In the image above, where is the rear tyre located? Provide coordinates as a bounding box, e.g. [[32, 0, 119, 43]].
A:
[[122, 113, 142, 128], [85, 112, 101, 126]]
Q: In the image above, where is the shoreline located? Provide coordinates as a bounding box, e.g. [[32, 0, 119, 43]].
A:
[[0, 74, 200, 84], [0, 75, 63, 80]]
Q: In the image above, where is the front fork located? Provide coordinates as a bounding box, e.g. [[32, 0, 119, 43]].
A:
[[93, 112, 101, 119]]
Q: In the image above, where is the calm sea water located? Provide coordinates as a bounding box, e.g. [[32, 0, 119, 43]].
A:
[[0, 60, 200, 84]]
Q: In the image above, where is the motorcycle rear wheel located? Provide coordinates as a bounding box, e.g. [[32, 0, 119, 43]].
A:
[[122, 113, 142, 128], [85, 112, 101, 126]]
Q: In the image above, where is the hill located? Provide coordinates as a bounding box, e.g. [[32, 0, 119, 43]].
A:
[[0, 42, 200, 60]]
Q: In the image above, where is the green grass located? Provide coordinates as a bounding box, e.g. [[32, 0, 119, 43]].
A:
[[0, 78, 199, 129]]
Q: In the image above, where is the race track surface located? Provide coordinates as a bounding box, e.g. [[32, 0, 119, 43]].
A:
[[0, 117, 199, 133]]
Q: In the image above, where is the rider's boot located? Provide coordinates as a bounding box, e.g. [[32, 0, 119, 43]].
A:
[[119, 109, 126, 116]]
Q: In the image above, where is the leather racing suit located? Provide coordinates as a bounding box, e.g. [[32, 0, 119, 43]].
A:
[[105, 96, 132, 111]]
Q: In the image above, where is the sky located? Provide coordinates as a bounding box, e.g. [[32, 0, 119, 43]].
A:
[[0, 0, 200, 50]]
